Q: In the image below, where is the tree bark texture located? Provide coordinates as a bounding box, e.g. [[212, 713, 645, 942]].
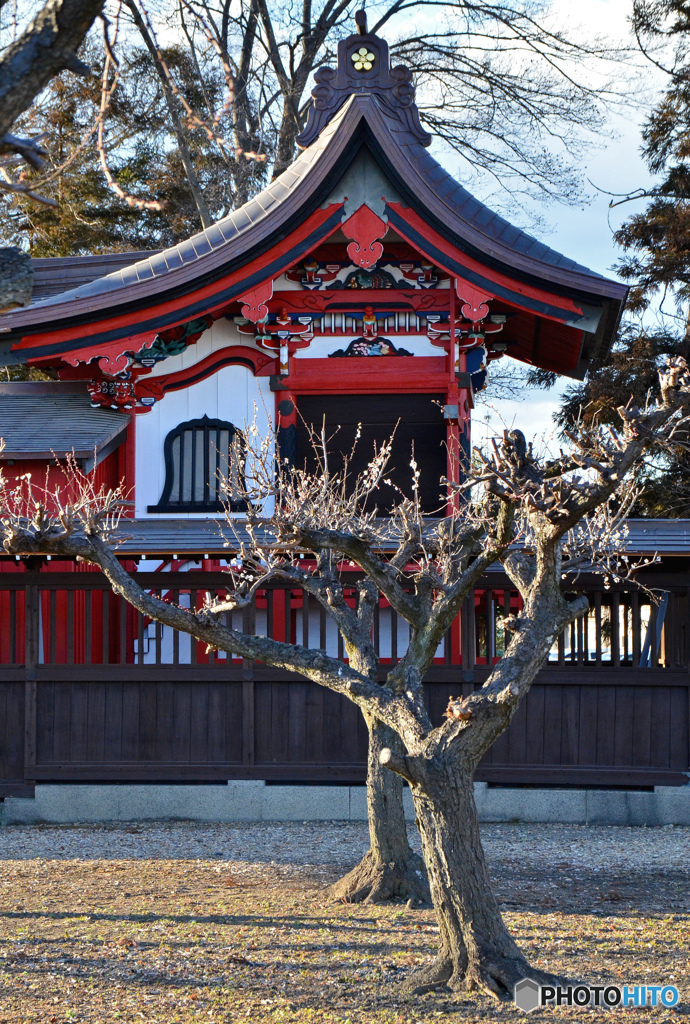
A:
[[0, 0, 103, 139], [409, 766, 527, 995], [327, 716, 429, 905], [3, 364, 687, 1002]]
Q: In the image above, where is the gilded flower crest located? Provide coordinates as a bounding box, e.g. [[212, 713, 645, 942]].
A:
[[352, 46, 375, 71]]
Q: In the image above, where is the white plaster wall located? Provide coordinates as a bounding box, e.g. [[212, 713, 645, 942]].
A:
[[135, 361, 273, 518], [146, 319, 253, 378]]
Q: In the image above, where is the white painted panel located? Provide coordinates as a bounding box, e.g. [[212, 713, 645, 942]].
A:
[[135, 363, 274, 518], [147, 320, 254, 378], [294, 606, 340, 657], [293, 335, 438, 358], [273, 273, 301, 291]]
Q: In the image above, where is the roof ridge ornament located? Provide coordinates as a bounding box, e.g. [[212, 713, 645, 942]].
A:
[[296, 9, 431, 149]]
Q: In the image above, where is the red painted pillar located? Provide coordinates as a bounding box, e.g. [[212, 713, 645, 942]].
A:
[[275, 386, 298, 470], [446, 280, 473, 506], [120, 418, 136, 516]]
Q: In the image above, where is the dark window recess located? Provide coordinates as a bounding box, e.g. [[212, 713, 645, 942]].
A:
[[148, 415, 247, 513], [295, 394, 446, 513]]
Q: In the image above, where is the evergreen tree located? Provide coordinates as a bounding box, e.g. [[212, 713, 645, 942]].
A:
[[555, 0, 690, 516], [0, 42, 261, 256]]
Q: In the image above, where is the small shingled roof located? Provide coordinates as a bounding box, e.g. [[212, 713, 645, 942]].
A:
[[66, 516, 690, 557], [0, 383, 129, 460], [31, 252, 159, 300]]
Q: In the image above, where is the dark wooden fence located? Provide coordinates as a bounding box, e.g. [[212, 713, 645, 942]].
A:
[[1, 569, 689, 796]]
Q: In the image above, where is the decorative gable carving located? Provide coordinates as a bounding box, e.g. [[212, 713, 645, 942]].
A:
[[296, 11, 431, 149]]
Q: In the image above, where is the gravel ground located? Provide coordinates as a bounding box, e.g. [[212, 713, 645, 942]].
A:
[[0, 822, 688, 1022], [0, 820, 688, 871]]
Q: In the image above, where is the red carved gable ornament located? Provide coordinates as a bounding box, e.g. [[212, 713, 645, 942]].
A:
[[239, 279, 274, 322], [455, 280, 494, 322], [341, 205, 389, 270], [61, 342, 139, 376]]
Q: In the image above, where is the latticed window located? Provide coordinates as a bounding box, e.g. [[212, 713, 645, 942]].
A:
[[148, 415, 246, 513]]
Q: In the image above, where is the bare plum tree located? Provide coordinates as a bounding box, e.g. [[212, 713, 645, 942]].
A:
[[2, 358, 689, 997]]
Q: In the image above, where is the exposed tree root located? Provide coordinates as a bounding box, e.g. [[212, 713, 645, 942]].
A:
[[407, 951, 571, 1000], [404, 953, 456, 994], [463, 954, 536, 999], [326, 850, 431, 905], [465, 958, 574, 999]]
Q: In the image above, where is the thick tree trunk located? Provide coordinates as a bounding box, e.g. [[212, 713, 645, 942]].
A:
[[407, 760, 561, 997], [326, 717, 430, 904]]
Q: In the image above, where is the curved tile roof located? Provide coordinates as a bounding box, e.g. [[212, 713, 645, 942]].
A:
[[385, 131, 604, 281], [15, 106, 349, 313], [0, 93, 625, 343]]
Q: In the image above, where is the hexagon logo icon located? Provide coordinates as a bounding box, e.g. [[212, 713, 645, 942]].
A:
[[514, 978, 541, 1012]]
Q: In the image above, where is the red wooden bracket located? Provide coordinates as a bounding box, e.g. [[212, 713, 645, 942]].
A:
[[59, 340, 140, 376], [239, 279, 274, 322], [454, 279, 494, 322], [341, 205, 389, 270]]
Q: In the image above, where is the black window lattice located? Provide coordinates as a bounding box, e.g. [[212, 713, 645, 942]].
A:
[[148, 415, 246, 513]]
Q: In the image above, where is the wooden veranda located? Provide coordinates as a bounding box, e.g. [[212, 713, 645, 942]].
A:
[[1, 564, 688, 798]]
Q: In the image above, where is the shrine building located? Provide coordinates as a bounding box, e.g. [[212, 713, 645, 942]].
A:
[[0, 13, 627, 514], [0, 14, 688, 820]]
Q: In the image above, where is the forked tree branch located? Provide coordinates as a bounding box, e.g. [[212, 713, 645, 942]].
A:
[[0, 0, 103, 140]]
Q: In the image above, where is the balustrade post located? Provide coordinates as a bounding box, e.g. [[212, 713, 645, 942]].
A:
[[24, 581, 39, 784], [461, 589, 476, 683], [242, 602, 255, 767], [612, 592, 620, 668]]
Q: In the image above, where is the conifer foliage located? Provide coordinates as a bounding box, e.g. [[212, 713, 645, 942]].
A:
[[1, 42, 264, 255], [556, 1, 690, 516]]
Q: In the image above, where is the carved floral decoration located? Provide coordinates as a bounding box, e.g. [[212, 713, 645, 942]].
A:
[[286, 258, 441, 290], [352, 46, 375, 70], [329, 337, 412, 357]]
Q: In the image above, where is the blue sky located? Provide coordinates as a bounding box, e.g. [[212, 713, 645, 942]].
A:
[[464, 0, 666, 450]]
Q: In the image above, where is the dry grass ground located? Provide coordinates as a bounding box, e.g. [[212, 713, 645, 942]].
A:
[[0, 824, 688, 1023]]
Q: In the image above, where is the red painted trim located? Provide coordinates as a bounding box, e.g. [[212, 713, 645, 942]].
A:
[[119, 420, 136, 516], [271, 289, 446, 317], [387, 203, 585, 322], [273, 590, 287, 643], [286, 355, 447, 393], [15, 204, 345, 356], [151, 345, 275, 397], [450, 614, 461, 663]]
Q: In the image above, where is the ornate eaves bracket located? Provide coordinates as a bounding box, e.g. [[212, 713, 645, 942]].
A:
[[455, 280, 494, 323]]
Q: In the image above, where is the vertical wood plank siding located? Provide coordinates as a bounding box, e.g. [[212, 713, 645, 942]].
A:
[[0, 570, 688, 792]]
